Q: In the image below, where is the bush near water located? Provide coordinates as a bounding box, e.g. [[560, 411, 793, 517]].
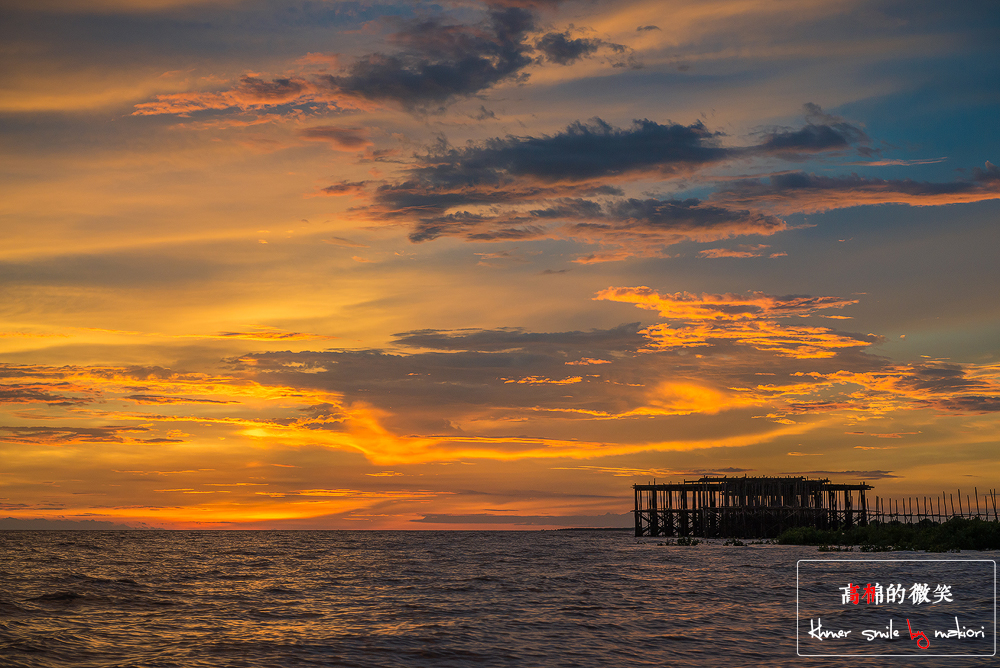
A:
[[776, 518, 1000, 552]]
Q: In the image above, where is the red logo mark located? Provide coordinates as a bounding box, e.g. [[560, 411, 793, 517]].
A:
[[907, 619, 930, 650]]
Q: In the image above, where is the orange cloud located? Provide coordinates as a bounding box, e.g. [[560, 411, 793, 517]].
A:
[[595, 286, 867, 358], [697, 244, 775, 258], [624, 381, 760, 416], [503, 376, 583, 384], [132, 75, 315, 116]]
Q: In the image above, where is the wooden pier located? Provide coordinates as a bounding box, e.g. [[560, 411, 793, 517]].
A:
[[868, 487, 999, 525], [633, 476, 873, 538]]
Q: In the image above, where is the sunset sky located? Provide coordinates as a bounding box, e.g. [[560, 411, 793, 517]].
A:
[[2, 0, 998, 529]]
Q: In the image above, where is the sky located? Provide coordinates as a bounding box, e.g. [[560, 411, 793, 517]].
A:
[[1, 0, 998, 529]]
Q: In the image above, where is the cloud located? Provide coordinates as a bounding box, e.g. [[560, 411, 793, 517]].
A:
[[316, 181, 368, 197], [783, 470, 901, 480], [595, 286, 869, 359], [341, 106, 999, 262], [131, 4, 638, 118], [394, 118, 731, 190], [563, 198, 786, 259], [317, 8, 537, 110], [298, 126, 372, 151], [713, 166, 1000, 215], [322, 236, 368, 248], [474, 248, 530, 266], [535, 31, 602, 65], [234, 76, 309, 102], [130, 7, 541, 117], [3, 311, 997, 471], [751, 362, 1000, 418], [0, 383, 93, 406], [208, 329, 337, 342], [697, 244, 774, 258], [484, 0, 565, 8], [391, 323, 647, 352], [65, 327, 340, 343], [359, 117, 790, 257], [471, 105, 496, 120], [923, 396, 1000, 413], [0, 425, 154, 445], [123, 395, 236, 405], [132, 75, 315, 116], [359, 117, 803, 258], [757, 103, 871, 158]]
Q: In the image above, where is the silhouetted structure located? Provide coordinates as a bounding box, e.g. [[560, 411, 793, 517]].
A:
[[864, 487, 998, 525], [633, 476, 873, 538]]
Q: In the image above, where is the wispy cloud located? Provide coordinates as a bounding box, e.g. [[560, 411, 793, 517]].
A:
[[297, 126, 373, 151], [596, 287, 868, 359], [713, 162, 1000, 214]]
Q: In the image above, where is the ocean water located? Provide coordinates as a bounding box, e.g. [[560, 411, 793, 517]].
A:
[[0, 530, 995, 667]]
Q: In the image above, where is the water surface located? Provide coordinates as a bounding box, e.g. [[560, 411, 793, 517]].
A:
[[0, 531, 994, 667]]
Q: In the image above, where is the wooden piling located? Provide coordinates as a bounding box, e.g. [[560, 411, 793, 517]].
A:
[[633, 476, 872, 538]]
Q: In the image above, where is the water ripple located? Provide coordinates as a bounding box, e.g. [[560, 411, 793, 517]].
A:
[[0, 531, 993, 667]]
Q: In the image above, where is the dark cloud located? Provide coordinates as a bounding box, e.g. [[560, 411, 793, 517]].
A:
[[924, 396, 1000, 413], [225, 311, 897, 437], [760, 123, 862, 154], [713, 169, 1000, 214], [355, 107, 1000, 253], [128, 3, 639, 118], [0, 384, 90, 406], [401, 118, 730, 189], [758, 103, 871, 157], [354, 108, 952, 251], [368, 117, 744, 247], [319, 8, 536, 110], [124, 395, 235, 405], [226, 323, 660, 430], [318, 181, 368, 197], [601, 197, 785, 235], [0, 425, 152, 444], [403, 194, 786, 249], [392, 323, 647, 351], [898, 364, 986, 393], [971, 160, 999, 182], [234, 75, 309, 102], [891, 364, 1000, 413], [535, 31, 602, 65], [484, 0, 565, 7], [298, 126, 371, 150], [472, 105, 496, 120], [530, 198, 603, 219], [636, 25, 660, 32]]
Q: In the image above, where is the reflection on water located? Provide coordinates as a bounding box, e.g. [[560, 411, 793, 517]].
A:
[[0, 531, 992, 667]]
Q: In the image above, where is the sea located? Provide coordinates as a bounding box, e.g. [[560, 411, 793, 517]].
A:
[[0, 530, 995, 667]]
